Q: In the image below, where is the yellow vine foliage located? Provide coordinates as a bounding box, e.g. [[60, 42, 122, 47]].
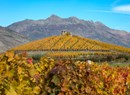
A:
[[0, 52, 130, 95], [0, 52, 55, 95], [12, 35, 130, 53]]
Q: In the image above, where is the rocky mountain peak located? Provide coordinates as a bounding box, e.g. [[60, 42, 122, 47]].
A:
[[46, 14, 62, 20], [67, 16, 82, 23]]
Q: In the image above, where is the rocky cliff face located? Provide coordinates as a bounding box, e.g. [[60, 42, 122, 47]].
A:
[[0, 26, 29, 53], [8, 15, 130, 47]]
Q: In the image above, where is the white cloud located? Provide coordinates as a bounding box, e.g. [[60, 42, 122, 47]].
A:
[[86, 9, 130, 15], [113, 5, 130, 13]]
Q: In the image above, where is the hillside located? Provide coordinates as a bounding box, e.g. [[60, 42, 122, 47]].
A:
[[0, 26, 29, 53], [12, 33, 130, 53], [8, 15, 130, 47]]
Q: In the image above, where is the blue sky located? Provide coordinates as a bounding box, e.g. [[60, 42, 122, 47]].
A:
[[0, 0, 130, 32]]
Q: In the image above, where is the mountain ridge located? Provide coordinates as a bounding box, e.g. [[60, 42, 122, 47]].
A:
[[7, 15, 130, 47]]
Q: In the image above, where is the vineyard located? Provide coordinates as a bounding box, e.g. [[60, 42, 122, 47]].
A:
[[45, 51, 120, 58], [12, 34, 130, 53], [44, 52, 130, 63], [1, 33, 130, 94], [0, 51, 130, 95]]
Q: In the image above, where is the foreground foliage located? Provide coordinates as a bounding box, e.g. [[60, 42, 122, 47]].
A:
[[0, 52, 130, 95], [0, 52, 54, 95]]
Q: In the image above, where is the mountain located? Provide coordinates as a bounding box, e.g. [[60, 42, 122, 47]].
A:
[[8, 15, 130, 47], [0, 26, 29, 53], [13, 33, 130, 53]]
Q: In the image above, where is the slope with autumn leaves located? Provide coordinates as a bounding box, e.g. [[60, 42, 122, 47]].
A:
[[12, 34, 130, 53]]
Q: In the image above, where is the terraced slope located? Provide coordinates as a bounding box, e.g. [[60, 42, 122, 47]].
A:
[[12, 34, 130, 53]]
